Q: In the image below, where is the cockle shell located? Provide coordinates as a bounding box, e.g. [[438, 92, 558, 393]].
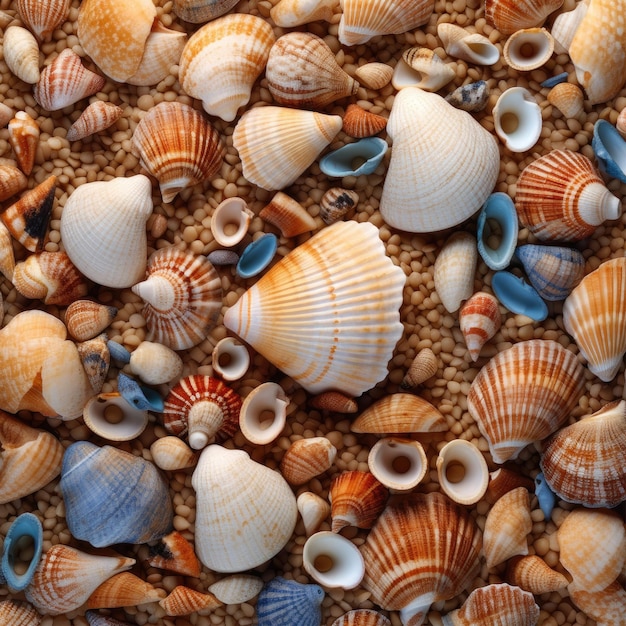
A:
[[563, 257, 626, 381], [270, 0, 338, 26], [547, 82, 585, 119], [485, 0, 564, 35], [342, 104, 387, 138], [66, 101, 124, 142], [3, 26, 40, 84], [60, 441, 174, 547], [174, 0, 240, 23], [87, 572, 166, 609], [150, 436, 199, 471], [297, 491, 331, 536], [569, 581, 626, 626], [60, 174, 153, 289], [280, 437, 337, 486], [338, 0, 435, 46], [209, 574, 264, 604], [224, 221, 404, 396], [0, 164, 27, 202], [303, 531, 365, 589], [132, 101, 225, 203], [256, 577, 324, 626], [391, 48, 455, 92], [355, 62, 393, 89], [266, 32, 358, 109], [259, 192, 317, 238], [232, 105, 342, 191], [400, 348, 438, 388], [506, 555, 569, 595], [65, 300, 117, 343], [16, 0, 71, 41], [380, 87, 499, 233], [459, 292, 502, 361], [437, 23, 500, 65], [147, 530, 201, 577], [332, 610, 392, 626], [8, 111, 39, 175], [436, 439, 489, 505], [467, 339, 585, 464], [159, 586, 221, 616], [369, 437, 428, 492], [128, 341, 183, 385], [503, 28, 554, 72], [0, 600, 41, 625], [192, 445, 298, 572], [179, 14, 276, 122]]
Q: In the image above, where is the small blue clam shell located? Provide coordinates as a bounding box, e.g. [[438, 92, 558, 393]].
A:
[[534, 471, 556, 521], [107, 339, 131, 364], [592, 119, 626, 183], [257, 576, 324, 626], [319, 137, 388, 178], [540, 72, 569, 88], [60, 441, 173, 547], [1, 512, 43, 591], [477, 192, 519, 271], [492, 271, 548, 322], [118, 372, 164, 412], [237, 233, 278, 279]]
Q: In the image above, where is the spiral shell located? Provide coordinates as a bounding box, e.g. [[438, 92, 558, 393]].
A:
[[459, 291, 502, 361], [506, 555, 569, 595], [160, 586, 221, 616], [150, 436, 199, 472]]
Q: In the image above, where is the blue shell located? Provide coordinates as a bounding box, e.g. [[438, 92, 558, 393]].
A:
[[492, 271, 548, 322], [60, 441, 173, 547], [592, 119, 626, 183], [477, 192, 519, 271], [534, 471, 556, 521], [1, 512, 43, 591], [118, 372, 164, 412], [107, 340, 131, 364], [257, 577, 324, 626], [237, 233, 278, 279], [540, 72, 569, 88], [319, 137, 388, 178]]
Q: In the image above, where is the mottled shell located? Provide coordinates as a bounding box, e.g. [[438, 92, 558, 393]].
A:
[[342, 104, 387, 138], [8, 111, 39, 175], [280, 437, 337, 486], [87, 572, 166, 609], [354, 62, 393, 89], [16, 0, 71, 41], [259, 192, 317, 237], [485, 0, 563, 35], [3, 26, 40, 84], [174, 0, 240, 23], [319, 187, 359, 224], [65, 300, 118, 342], [209, 575, 264, 604], [459, 292, 501, 361], [0, 600, 41, 626], [147, 530, 201, 577], [66, 101, 124, 142], [569, 581, 626, 626], [434, 232, 477, 314], [505, 555, 569, 595], [467, 339, 585, 464], [160, 586, 221, 616], [332, 610, 391, 626], [0, 164, 28, 202], [256, 577, 324, 626], [547, 82, 584, 119]]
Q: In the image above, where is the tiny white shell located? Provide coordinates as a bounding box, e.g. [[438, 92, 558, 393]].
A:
[[239, 382, 289, 445], [212, 336, 250, 381], [368, 437, 428, 491], [210, 197, 254, 247], [436, 439, 489, 505]]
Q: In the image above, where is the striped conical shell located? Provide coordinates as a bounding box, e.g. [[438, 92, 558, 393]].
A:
[[506, 555, 568, 595], [342, 104, 387, 138], [65, 300, 118, 342], [329, 471, 388, 532], [87, 572, 166, 609], [485, 0, 563, 35], [459, 291, 502, 361], [280, 437, 337, 486], [159, 586, 221, 616], [16, 0, 71, 41], [66, 101, 124, 142]]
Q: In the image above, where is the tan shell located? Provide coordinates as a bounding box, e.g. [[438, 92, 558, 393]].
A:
[[150, 436, 199, 472], [16, 0, 71, 41], [484, 467, 534, 505], [259, 191, 317, 237], [485, 0, 564, 35], [147, 530, 202, 577], [297, 491, 331, 536], [210, 197, 254, 247], [437, 23, 500, 65], [332, 610, 391, 626], [0, 102, 12, 127], [0, 164, 28, 202], [280, 437, 337, 486], [319, 187, 359, 225], [505, 555, 569, 595], [3, 26, 40, 84], [129, 341, 183, 385], [65, 300, 118, 342], [459, 291, 502, 361], [436, 439, 489, 505], [400, 347, 438, 388], [392, 48, 456, 92], [66, 101, 124, 142], [354, 62, 393, 90], [212, 336, 250, 382], [270, 0, 337, 27], [8, 111, 39, 175], [310, 390, 358, 413], [342, 104, 387, 138], [547, 83, 584, 119], [87, 572, 166, 608], [369, 437, 428, 492], [0, 600, 42, 626], [502, 27, 554, 72], [160, 586, 222, 616], [569, 580, 626, 626], [209, 575, 264, 604]]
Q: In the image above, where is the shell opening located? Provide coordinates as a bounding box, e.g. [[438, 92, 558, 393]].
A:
[[368, 438, 427, 491], [239, 382, 289, 445], [596, 120, 626, 173], [437, 440, 489, 505], [499, 111, 519, 134], [6, 534, 35, 577], [102, 402, 124, 424], [445, 460, 466, 484]]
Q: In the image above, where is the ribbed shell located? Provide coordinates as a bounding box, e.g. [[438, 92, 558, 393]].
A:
[[319, 187, 359, 224], [563, 257, 626, 382], [257, 577, 324, 626], [329, 471, 388, 532], [66, 101, 124, 142], [354, 62, 393, 89], [259, 192, 317, 237], [332, 610, 391, 626], [0, 599, 41, 625], [484, 467, 535, 505], [160, 586, 221, 616], [270, 0, 337, 27], [87, 572, 166, 609], [505, 555, 569, 595], [147, 530, 201, 577], [280, 437, 337, 486], [547, 82, 584, 118], [3, 26, 40, 84], [223, 221, 404, 396], [0, 164, 28, 202], [65, 300, 118, 342], [467, 339, 585, 464], [434, 232, 477, 314], [569, 581, 626, 626], [401, 348, 438, 388], [310, 390, 358, 413], [485, 0, 563, 35], [174, 0, 240, 23], [209, 575, 264, 604], [342, 104, 387, 138], [8, 111, 39, 175], [459, 292, 501, 361], [16, 0, 71, 41]]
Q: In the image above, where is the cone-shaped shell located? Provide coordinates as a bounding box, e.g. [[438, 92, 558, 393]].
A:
[[131, 101, 225, 203], [434, 231, 477, 314], [0, 164, 28, 202], [65, 300, 118, 342], [436, 439, 489, 506], [192, 445, 298, 572], [179, 14, 276, 122], [503, 28, 554, 72], [332, 610, 391, 626], [209, 574, 264, 604], [233, 105, 342, 191], [380, 88, 499, 233], [256, 576, 324, 626], [437, 23, 500, 65], [369, 437, 428, 492], [66, 101, 124, 142], [150, 436, 199, 471], [485, 0, 564, 35], [0, 600, 41, 625], [87, 572, 166, 608], [77, 334, 110, 393], [467, 339, 586, 464], [16, 0, 71, 42], [401, 348, 438, 388], [224, 221, 404, 396], [3, 26, 40, 84], [129, 341, 183, 385], [569, 580, 626, 626], [259, 192, 317, 238], [280, 436, 337, 486], [563, 257, 626, 381], [270, 0, 337, 27], [505, 555, 568, 595], [147, 530, 201, 577], [8, 111, 39, 175], [160, 586, 221, 616], [297, 491, 331, 536], [342, 104, 387, 139], [459, 292, 502, 361]]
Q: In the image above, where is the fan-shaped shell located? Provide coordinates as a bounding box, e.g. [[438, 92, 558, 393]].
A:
[[342, 104, 387, 138], [209, 574, 264, 604], [87, 572, 166, 608], [467, 339, 586, 464], [147, 530, 201, 577], [256, 577, 324, 626], [332, 610, 391, 626], [280, 437, 337, 485], [224, 221, 404, 396], [66, 101, 124, 142], [0, 600, 41, 626], [16, 0, 71, 41], [505, 555, 569, 595], [485, 0, 564, 35], [434, 231, 477, 314], [3, 26, 40, 84]]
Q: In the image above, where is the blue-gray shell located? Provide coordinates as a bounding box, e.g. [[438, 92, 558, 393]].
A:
[[257, 576, 324, 626]]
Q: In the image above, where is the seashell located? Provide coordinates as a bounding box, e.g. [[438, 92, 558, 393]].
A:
[[86, 611, 134, 626], [515, 243, 585, 301], [2, 175, 56, 252], [259, 192, 317, 238], [224, 221, 404, 396], [459, 292, 502, 361], [76, 335, 110, 393], [569, 580, 626, 626], [436, 439, 489, 505], [163, 375, 242, 450], [270, 0, 338, 27], [233, 105, 343, 191], [0, 164, 28, 202], [65, 300, 118, 342], [493, 87, 542, 152], [310, 391, 358, 413], [82, 392, 149, 442], [329, 470, 388, 532], [441, 583, 540, 626], [60, 441, 174, 547], [434, 231, 477, 314], [380, 87, 499, 233], [338, 0, 435, 46], [401, 348, 438, 390], [0, 221, 15, 282], [132, 247, 222, 351], [484, 467, 535, 506], [3, 26, 40, 84], [174, 0, 240, 23], [0, 101, 12, 126], [354, 62, 393, 90], [303, 531, 365, 589], [533, 471, 556, 521], [550, 0, 588, 54], [209, 574, 264, 604], [437, 23, 500, 65], [503, 27, 554, 72], [361, 492, 482, 625], [117, 372, 163, 412], [593, 118, 626, 183], [24, 544, 135, 616], [476, 191, 518, 271], [107, 340, 130, 364], [319, 187, 359, 224], [540, 399, 626, 508], [0, 409, 63, 505], [368, 437, 428, 492], [267, 32, 358, 108], [160, 586, 221, 616], [280, 436, 336, 485], [483, 487, 532, 569], [212, 336, 250, 382], [391, 47, 456, 92], [557, 507, 626, 592], [192, 444, 298, 572], [506, 555, 568, 595], [16, 0, 71, 41], [8, 111, 39, 175], [297, 491, 331, 536], [87, 572, 166, 608], [547, 82, 584, 119], [485, 0, 564, 35], [129, 341, 183, 385], [342, 105, 387, 140], [563, 257, 626, 381], [491, 270, 548, 322], [332, 610, 392, 626], [1, 512, 43, 592], [240, 382, 289, 446], [467, 339, 585, 464], [147, 530, 201, 577], [445, 80, 489, 112], [319, 137, 388, 178], [77, 0, 157, 82], [179, 14, 276, 122], [256, 577, 324, 626], [207, 249, 239, 266], [66, 101, 124, 142], [210, 197, 254, 247], [236, 232, 278, 279], [0, 600, 41, 626], [60, 174, 153, 289], [352, 393, 447, 433], [150, 436, 199, 472]]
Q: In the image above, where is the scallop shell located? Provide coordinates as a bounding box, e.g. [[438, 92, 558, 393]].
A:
[[259, 192, 317, 237], [354, 62, 393, 90], [0, 164, 28, 202], [569, 580, 626, 626], [485, 0, 564, 35], [467, 339, 586, 464], [66, 101, 124, 142], [179, 14, 276, 122], [400, 348, 438, 388], [3, 26, 40, 84], [129, 341, 183, 385], [459, 292, 502, 361], [505, 555, 569, 595], [368, 437, 428, 492], [8, 111, 39, 175], [159, 586, 221, 616], [173, 0, 240, 23], [0, 600, 41, 626], [342, 104, 387, 138], [436, 439, 489, 506], [256, 577, 324, 626], [280, 437, 337, 486], [266, 32, 358, 108], [147, 530, 201, 577], [434, 231, 477, 314], [87, 572, 166, 609], [192, 445, 298, 572], [319, 187, 359, 224], [547, 82, 584, 119], [65, 300, 118, 342], [223, 221, 404, 396], [338, 0, 435, 46], [437, 23, 500, 65], [232, 105, 343, 191], [132, 247, 222, 351], [209, 575, 264, 604], [270, 0, 337, 26], [503, 28, 554, 72], [150, 436, 199, 472], [297, 491, 331, 536], [563, 257, 626, 381], [332, 610, 391, 626], [16, 0, 71, 41], [391, 48, 456, 92]]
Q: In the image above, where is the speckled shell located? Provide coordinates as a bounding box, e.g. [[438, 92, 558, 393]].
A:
[[459, 292, 502, 361], [16, 0, 70, 41], [209, 575, 264, 604], [66, 101, 124, 142], [65, 300, 118, 342], [434, 232, 477, 314], [8, 111, 39, 175], [280, 437, 337, 486], [259, 192, 317, 237], [547, 82, 584, 118], [174, 0, 240, 23], [224, 221, 405, 396], [332, 610, 391, 626], [485, 0, 563, 35], [467, 339, 586, 464], [343, 104, 387, 138], [569, 581, 626, 626], [401, 347, 438, 388], [0, 599, 41, 625], [150, 436, 199, 472], [257, 577, 324, 626], [87, 572, 166, 609], [505, 555, 568, 595], [159, 586, 221, 616], [179, 14, 276, 122], [0, 164, 28, 202], [514, 150, 620, 242], [270, 0, 337, 26], [563, 257, 626, 381], [147, 530, 201, 577], [3, 26, 40, 84]]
